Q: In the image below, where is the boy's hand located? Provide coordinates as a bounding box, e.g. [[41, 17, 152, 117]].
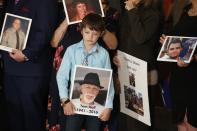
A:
[[62, 102, 75, 115], [125, 0, 140, 11], [98, 108, 112, 121]]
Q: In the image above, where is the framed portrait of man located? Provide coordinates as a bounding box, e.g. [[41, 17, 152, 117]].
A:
[[157, 36, 197, 63], [62, 0, 104, 25], [0, 13, 32, 52], [70, 65, 112, 116]]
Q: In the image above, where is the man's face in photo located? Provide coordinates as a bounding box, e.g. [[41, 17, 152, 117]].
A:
[[81, 26, 101, 46], [167, 42, 183, 59], [80, 83, 100, 104], [12, 19, 21, 31]]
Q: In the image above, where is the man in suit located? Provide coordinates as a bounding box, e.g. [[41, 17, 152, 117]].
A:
[[2, 0, 58, 131], [1, 18, 25, 50]]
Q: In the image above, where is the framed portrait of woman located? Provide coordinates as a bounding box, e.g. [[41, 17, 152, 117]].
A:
[[62, 0, 104, 25]]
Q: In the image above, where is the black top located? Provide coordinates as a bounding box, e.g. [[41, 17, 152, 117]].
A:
[[169, 4, 197, 90], [118, 5, 160, 70]]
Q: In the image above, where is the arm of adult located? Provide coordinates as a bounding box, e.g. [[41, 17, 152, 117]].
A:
[[50, 19, 69, 48], [113, 55, 120, 67], [159, 34, 166, 44], [102, 29, 118, 50], [9, 49, 27, 62], [177, 57, 189, 67]]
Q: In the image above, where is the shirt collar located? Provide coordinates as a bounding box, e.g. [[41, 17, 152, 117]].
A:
[[77, 40, 99, 54]]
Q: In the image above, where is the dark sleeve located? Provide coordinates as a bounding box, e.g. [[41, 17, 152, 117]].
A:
[[127, 8, 159, 44], [0, 1, 6, 29], [22, 0, 58, 61], [104, 9, 120, 33]]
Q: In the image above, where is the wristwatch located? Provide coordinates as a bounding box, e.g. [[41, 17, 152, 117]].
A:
[[61, 98, 70, 107], [23, 55, 29, 62]]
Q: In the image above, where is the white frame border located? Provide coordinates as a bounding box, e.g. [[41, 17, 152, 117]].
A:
[[0, 13, 32, 52]]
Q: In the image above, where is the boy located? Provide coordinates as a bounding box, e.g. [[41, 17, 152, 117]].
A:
[[56, 13, 114, 131]]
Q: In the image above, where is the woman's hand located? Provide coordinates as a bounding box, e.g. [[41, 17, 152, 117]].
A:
[[124, 0, 140, 11], [159, 34, 166, 45], [177, 57, 189, 67], [113, 55, 120, 67]]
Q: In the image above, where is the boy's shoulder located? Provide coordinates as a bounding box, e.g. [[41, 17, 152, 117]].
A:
[[66, 41, 82, 50], [97, 43, 109, 54]]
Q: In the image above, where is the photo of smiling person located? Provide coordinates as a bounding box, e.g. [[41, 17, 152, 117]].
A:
[[63, 0, 104, 24], [161, 38, 183, 59], [72, 72, 104, 110], [0, 13, 32, 52], [157, 36, 197, 63], [71, 0, 92, 22], [69, 65, 113, 117]]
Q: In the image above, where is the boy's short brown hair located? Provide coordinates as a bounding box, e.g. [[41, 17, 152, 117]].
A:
[[80, 13, 105, 32]]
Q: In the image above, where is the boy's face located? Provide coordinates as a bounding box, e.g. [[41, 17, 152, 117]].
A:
[[81, 26, 102, 47], [80, 83, 100, 104], [167, 42, 183, 59]]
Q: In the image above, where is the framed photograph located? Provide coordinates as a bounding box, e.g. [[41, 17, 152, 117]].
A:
[[157, 36, 197, 63], [70, 65, 112, 116], [117, 50, 151, 126], [0, 13, 32, 52], [62, 0, 104, 25]]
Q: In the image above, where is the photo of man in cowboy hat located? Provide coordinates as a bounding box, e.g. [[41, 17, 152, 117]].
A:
[[77, 72, 103, 104], [72, 72, 104, 115], [68, 65, 113, 117]]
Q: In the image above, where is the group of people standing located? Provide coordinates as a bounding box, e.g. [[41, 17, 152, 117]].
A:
[[0, 0, 197, 131]]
